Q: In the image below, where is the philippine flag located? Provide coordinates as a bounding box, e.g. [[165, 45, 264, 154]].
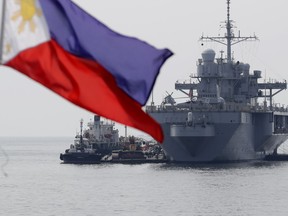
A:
[[0, 0, 172, 142]]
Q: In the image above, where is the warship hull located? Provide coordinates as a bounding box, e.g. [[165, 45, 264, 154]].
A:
[[150, 111, 288, 162]]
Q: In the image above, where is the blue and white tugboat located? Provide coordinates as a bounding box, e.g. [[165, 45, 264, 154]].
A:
[[60, 119, 102, 164]]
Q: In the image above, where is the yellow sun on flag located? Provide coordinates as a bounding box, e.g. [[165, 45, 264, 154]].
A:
[[11, 0, 42, 33]]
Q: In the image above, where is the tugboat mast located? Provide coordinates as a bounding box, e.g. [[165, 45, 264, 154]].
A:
[[80, 118, 84, 146], [200, 0, 258, 62]]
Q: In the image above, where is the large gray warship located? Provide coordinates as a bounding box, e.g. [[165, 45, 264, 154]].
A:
[[146, 0, 288, 162]]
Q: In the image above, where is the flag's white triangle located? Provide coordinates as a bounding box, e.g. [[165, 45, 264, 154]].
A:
[[3, 0, 50, 63]]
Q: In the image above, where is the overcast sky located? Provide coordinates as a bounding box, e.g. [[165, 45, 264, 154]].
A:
[[0, 0, 288, 139]]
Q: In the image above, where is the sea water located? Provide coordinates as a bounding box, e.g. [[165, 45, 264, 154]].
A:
[[1, 137, 288, 216]]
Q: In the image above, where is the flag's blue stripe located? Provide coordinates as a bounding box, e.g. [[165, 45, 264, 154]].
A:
[[38, 0, 172, 105]]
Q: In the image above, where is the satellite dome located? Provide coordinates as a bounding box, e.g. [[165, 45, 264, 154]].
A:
[[202, 49, 216, 62]]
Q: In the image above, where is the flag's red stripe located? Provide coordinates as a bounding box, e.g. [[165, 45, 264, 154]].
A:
[[6, 40, 163, 142]]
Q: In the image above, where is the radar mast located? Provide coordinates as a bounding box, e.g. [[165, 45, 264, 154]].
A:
[[200, 0, 258, 62]]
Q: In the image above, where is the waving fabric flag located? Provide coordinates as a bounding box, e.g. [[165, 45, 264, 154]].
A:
[[1, 0, 172, 142]]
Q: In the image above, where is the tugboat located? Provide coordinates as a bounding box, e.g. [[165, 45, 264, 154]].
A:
[[60, 119, 102, 164]]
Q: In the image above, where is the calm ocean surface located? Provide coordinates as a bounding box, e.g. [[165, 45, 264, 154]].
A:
[[1, 137, 288, 216]]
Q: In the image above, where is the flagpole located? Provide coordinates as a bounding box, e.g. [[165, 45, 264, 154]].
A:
[[0, 0, 6, 64]]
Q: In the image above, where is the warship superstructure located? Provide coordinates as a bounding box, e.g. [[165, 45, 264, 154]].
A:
[[146, 0, 288, 162]]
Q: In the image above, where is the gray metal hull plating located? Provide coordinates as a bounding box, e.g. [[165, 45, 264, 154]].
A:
[[151, 111, 288, 162]]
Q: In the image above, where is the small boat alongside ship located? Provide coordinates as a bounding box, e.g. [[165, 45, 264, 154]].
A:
[[60, 115, 167, 164], [108, 143, 167, 164]]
